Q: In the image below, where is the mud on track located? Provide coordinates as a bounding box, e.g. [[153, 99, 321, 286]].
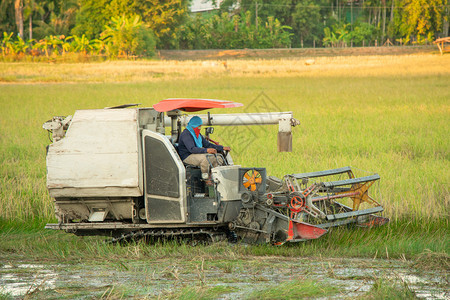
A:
[[0, 256, 447, 299]]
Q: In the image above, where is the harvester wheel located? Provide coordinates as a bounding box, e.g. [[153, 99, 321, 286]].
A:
[[249, 221, 260, 231], [138, 208, 146, 220], [228, 222, 236, 230], [241, 191, 252, 204], [290, 194, 305, 210]]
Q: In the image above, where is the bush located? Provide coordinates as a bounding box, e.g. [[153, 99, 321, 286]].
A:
[[100, 15, 156, 58], [1, 16, 156, 61], [323, 22, 378, 47], [177, 12, 292, 50], [349, 22, 378, 46]]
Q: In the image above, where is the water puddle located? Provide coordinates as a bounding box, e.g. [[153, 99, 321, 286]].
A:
[[0, 258, 448, 299], [0, 264, 58, 297]]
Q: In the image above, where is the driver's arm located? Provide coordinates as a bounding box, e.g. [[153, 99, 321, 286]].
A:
[[201, 136, 224, 152]]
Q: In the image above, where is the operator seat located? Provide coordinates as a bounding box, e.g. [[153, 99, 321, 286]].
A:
[[172, 141, 200, 169]]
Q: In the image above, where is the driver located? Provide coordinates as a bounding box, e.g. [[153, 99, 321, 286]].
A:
[[178, 116, 231, 183]]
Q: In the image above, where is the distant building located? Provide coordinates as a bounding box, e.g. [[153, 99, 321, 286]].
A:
[[190, 0, 223, 13]]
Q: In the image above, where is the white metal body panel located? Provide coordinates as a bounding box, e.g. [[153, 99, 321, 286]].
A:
[[212, 165, 242, 201], [47, 109, 142, 197]]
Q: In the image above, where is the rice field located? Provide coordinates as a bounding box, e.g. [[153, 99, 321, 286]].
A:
[[0, 54, 449, 225], [0, 54, 449, 299], [0, 54, 448, 83]]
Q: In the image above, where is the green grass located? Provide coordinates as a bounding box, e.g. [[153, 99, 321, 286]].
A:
[[247, 278, 338, 299], [1, 74, 448, 222], [0, 291, 13, 300], [1, 219, 448, 263], [165, 285, 239, 300], [363, 277, 418, 299]]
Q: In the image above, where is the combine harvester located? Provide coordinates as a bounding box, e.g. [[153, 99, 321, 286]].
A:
[[43, 99, 388, 244]]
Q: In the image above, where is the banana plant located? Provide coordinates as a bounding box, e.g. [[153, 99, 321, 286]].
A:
[[34, 37, 52, 57], [61, 35, 73, 54], [47, 35, 63, 55], [12, 36, 31, 55], [71, 34, 100, 55], [101, 15, 143, 57], [323, 23, 351, 47], [1, 32, 14, 55], [323, 27, 338, 47]]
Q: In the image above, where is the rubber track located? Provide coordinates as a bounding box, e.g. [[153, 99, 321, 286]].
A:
[[109, 228, 227, 244]]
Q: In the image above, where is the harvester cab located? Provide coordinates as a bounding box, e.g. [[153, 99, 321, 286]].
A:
[[43, 99, 388, 244]]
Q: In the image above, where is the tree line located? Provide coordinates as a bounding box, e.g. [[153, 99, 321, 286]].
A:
[[1, 0, 449, 59], [220, 0, 449, 47]]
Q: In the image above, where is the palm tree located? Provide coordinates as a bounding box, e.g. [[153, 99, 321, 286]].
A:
[[23, 0, 44, 40], [1, 0, 24, 38], [14, 0, 24, 38]]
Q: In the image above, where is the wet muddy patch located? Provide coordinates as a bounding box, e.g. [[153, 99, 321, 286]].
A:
[[0, 257, 448, 299]]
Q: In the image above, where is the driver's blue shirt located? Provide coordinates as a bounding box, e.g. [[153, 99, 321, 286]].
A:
[[177, 129, 223, 161]]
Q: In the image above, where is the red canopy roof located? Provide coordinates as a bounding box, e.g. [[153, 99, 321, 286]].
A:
[[153, 98, 243, 112]]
